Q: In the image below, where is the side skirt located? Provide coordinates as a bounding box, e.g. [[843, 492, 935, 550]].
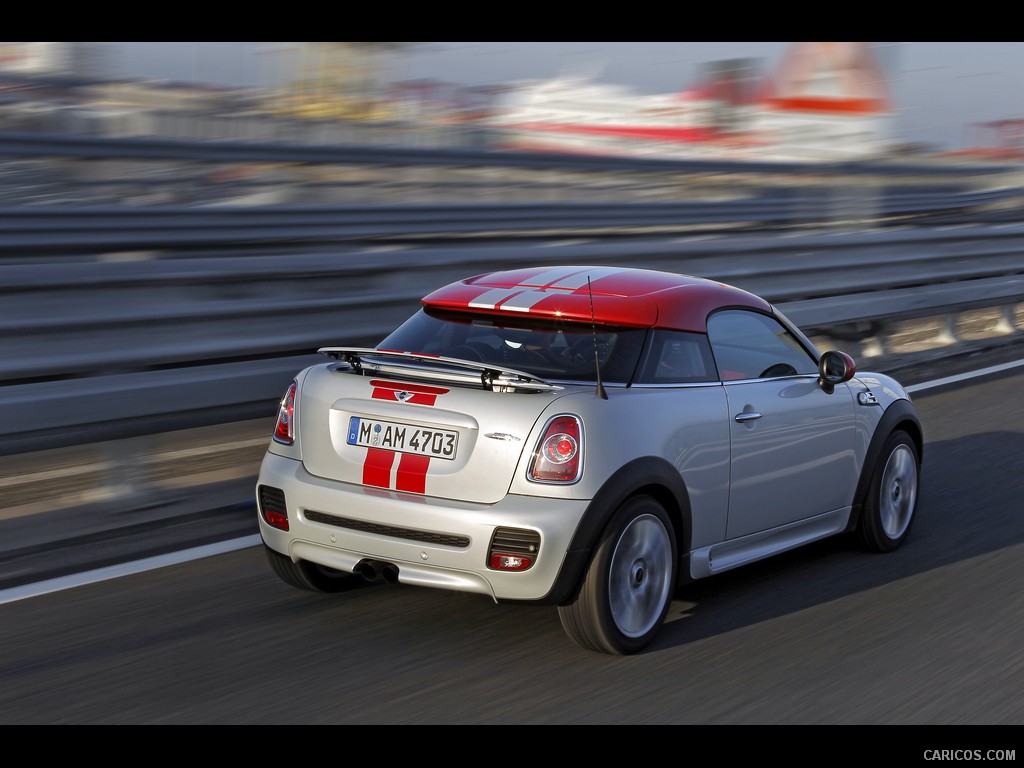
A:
[[689, 508, 851, 580]]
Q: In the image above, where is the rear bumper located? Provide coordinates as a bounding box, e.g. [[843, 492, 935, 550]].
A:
[[257, 452, 590, 601]]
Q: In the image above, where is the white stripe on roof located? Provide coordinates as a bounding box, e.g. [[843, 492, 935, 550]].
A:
[[469, 288, 521, 309], [550, 267, 625, 290], [520, 266, 587, 287], [497, 290, 551, 312]]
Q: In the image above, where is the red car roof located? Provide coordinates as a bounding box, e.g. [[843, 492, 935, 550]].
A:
[[420, 266, 769, 332]]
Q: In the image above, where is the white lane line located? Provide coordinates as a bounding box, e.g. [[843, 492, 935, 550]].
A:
[[0, 535, 263, 605], [906, 359, 1024, 393]]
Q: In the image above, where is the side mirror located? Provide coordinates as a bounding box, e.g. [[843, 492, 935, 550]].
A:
[[818, 350, 856, 394]]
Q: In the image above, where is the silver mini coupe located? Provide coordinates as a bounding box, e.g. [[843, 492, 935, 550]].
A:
[[256, 266, 922, 655]]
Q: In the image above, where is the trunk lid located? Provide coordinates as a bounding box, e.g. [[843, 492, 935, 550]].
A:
[[297, 351, 570, 504]]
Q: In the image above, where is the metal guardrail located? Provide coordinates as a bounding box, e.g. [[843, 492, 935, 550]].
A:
[[0, 127, 1020, 214], [0, 186, 1021, 259], [2, 224, 1023, 456], [1, 131, 1023, 455]]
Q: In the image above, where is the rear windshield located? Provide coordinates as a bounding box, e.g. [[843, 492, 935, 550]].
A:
[[378, 309, 647, 384]]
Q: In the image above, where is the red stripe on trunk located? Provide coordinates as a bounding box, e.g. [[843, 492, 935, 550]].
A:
[[363, 448, 396, 488], [395, 453, 430, 494]]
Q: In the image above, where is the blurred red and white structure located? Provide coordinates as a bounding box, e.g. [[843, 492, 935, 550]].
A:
[[487, 42, 897, 162]]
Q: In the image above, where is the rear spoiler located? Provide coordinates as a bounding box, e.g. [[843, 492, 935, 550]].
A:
[[319, 347, 564, 393]]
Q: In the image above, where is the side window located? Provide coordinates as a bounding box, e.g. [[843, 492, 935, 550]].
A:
[[636, 330, 716, 384], [706, 310, 817, 381]]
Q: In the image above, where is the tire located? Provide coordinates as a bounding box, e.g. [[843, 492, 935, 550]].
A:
[[264, 545, 363, 593], [856, 430, 920, 553], [558, 496, 677, 655]]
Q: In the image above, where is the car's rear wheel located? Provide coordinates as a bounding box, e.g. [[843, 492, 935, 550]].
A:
[[558, 495, 676, 655], [264, 545, 363, 592], [857, 430, 920, 553]]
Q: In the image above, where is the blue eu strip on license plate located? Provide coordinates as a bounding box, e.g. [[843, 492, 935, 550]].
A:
[[347, 417, 458, 460]]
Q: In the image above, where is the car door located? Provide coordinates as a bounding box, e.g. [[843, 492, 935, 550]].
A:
[[707, 309, 858, 539]]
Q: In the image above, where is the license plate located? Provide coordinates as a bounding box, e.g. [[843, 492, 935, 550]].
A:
[[347, 417, 458, 460]]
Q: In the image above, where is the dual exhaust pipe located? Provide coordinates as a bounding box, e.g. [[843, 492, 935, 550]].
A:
[[354, 558, 399, 584]]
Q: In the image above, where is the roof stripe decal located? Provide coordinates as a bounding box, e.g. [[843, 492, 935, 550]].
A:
[[551, 267, 625, 290], [465, 268, 629, 313], [495, 289, 551, 312], [468, 287, 521, 309], [520, 266, 588, 287]]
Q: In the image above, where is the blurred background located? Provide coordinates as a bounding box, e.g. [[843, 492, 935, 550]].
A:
[[1, 41, 1022, 209], [2, 42, 1024, 192]]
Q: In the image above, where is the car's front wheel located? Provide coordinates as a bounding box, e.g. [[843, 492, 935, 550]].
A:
[[264, 545, 363, 593], [857, 430, 920, 553], [558, 495, 677, 655]]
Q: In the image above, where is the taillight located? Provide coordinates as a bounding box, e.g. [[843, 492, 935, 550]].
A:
[[273, 381, 297, 445], [528, 415, 583, 483], [490, 553, 533, 571]]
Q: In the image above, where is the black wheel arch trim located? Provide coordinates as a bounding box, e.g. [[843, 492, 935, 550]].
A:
[[844, 399, 923, 533], [525, 456, 692, 606]]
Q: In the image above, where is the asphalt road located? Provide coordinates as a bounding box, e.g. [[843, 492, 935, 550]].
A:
[[0, 366, 1022, 726]]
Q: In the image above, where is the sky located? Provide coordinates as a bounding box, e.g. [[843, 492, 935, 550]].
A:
[[102, 42, 1024, 150]]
